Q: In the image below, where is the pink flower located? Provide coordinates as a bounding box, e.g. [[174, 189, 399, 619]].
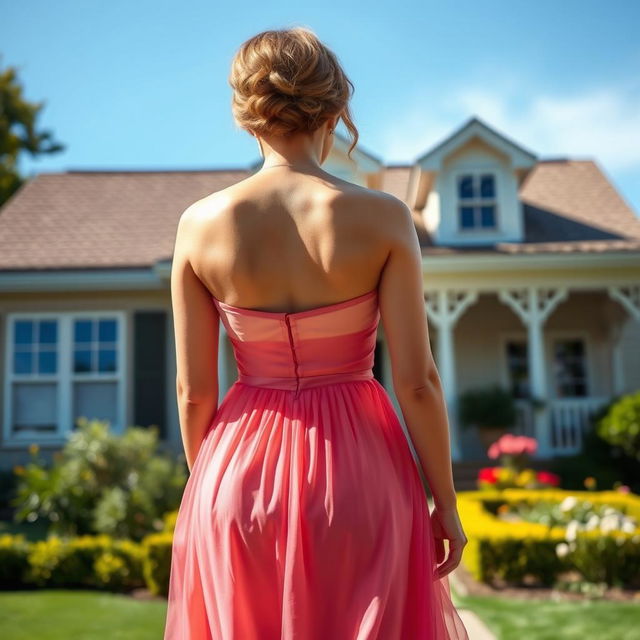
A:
[[487, 442, 500, 459], [617, 485, 631, 494]]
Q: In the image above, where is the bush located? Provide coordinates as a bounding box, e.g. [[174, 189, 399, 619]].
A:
[[141, 532, 173, 597], [0, 534, 31, 588], [458, 488, 640, 588], [597, 390, 640, 462], [12, 418, 188, 541], [25, 534, 145, 591]]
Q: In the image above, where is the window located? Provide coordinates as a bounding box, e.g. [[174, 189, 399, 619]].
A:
[[505, 339, 529, 399], [457, 172, 497, 231], [4, 312, 126, 443], [552, 338, 588, 397]]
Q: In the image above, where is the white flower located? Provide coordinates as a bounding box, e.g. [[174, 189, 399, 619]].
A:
[[600, 514, 620, 534], [566, 520, 581, 541], [622, 520, 637, 534], [585, 514, 600, 530], [603, 507, 617, 516], [559, 496, 578, 512], [555, 542, 571, 558]]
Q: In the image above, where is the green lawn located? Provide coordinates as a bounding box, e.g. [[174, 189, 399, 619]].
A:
[[456, 592, 640, 640], [0, 590, 167, 640], [2, 589, 639, 639]]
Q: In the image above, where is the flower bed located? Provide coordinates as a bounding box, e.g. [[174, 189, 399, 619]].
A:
[[457, 488, 640, 588]]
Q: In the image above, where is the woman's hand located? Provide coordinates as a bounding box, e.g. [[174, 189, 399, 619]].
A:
[[430, 505, 468, 580]]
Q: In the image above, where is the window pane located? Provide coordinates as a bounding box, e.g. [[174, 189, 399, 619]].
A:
[[460, 206, 475, 228], [74, 320, 93, 343], [553, 339, 588, 397], [480, 174, 495, 198], [480, 206, 495, 227], [458, 175, 474, 199], [12, 382, 58, 433], [74, 349, 93, 373], [13, 351, 32, 375], [38, 351, 57, 375], [98, 348, 117, 373], [14, 321, 33, 345], [73, 381, 118, 428], [99, 319, 117, 342], [39, 321, 57, 344]]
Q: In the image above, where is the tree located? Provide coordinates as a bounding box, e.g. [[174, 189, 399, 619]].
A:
[[0, 57, 65, 207]]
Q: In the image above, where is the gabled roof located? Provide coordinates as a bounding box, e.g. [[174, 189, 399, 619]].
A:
[[415, 115, 538, 171], [0, 156, 638, 271]]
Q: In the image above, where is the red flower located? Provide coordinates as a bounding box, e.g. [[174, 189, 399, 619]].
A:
[[478, 467, 499, 483], [536, 470, 561, 486]]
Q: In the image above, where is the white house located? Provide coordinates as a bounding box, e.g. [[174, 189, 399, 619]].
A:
[[1, 115, 638, 472]]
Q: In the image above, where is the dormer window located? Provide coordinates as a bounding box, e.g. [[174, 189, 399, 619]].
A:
[[457, 172, 497, 230]]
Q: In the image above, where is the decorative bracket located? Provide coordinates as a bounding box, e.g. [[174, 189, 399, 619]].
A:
[[498, 287, 568, 325], [608, 285, 640, 322], [425, 289, 478, 328]]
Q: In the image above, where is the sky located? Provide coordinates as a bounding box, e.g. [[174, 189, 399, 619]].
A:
[[3, 0, 639, 216]]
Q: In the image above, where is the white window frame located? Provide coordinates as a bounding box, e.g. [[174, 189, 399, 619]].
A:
[[454, 170, 499, 233], [3, 310, 127, 446]]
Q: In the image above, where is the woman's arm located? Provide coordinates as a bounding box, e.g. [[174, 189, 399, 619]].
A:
[[170, 207, 220, 472]]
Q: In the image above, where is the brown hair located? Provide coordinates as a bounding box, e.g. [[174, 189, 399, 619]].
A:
[[229, 26, 359, 159]]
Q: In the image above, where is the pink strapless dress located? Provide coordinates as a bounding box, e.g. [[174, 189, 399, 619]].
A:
[[163, 287, 468, 639]]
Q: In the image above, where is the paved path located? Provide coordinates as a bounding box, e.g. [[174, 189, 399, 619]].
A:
[[449, 568, 497, 640]]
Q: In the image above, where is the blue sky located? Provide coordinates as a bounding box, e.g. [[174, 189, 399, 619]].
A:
[[3, 0, 639, 215]]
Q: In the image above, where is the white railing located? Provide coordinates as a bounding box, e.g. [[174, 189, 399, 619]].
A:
[[548, 397, 608, 455], [514, 396, 609, 456]]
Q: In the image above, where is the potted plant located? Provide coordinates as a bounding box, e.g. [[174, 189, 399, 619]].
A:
[[458, 384, 517, 452]]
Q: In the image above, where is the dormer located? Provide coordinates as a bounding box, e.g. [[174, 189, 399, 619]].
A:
[[410, 116, 538, 245]]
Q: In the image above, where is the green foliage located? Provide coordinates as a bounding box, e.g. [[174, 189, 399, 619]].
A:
[[597, 391, 640, 462], [0, 533, 30, 588], [141, 532, 173, 597], [458, 384, 517, 429], [0, 59, 66, 207], [1, 533, 145, 591], [12, 418, 187, 541]]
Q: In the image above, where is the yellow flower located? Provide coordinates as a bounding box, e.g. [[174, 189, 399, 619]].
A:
[[584, 476, 597, 489], [516, 469, 536, 487], [28, 443, 39, 456]]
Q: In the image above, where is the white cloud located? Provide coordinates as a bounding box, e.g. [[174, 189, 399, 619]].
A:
[[382, 81, 640, 173]]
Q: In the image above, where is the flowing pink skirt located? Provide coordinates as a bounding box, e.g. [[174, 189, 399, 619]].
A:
[[164, 379, 468, 639]]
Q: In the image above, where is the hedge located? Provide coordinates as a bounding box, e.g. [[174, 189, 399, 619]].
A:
[[457, 488, 640, 587]]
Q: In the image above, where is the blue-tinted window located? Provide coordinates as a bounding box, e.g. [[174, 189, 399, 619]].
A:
[[480, 174, 495, 198], [458, 175, 474, 199], [13, 319, 58, 375], [460, 207, 475, 228], [480, 206, 495, 227], [73, 318, 118, 374]]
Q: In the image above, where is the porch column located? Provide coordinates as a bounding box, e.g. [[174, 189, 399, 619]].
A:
[[217, 324, 232, 401], [607, 285, 640, 396], [425, 289, 478, 461], [498, 286, 568, 459]]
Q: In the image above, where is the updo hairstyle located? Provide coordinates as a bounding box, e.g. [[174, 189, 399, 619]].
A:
[[229, 26, 359, 158]]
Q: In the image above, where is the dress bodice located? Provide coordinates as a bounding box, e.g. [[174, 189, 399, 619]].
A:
[[212, 288, 379, 397]]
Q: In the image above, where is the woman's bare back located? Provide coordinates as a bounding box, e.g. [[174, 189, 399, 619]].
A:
[[184, 167, 394, 313]]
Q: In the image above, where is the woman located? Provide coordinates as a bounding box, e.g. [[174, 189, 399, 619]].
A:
[[165, 26, 469, 639]]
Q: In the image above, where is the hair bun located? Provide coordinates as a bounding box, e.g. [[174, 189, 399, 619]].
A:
[[229, 27, 358, 157]]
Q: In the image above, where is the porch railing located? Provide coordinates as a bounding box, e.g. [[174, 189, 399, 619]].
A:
[[514, 396, 609, 456]]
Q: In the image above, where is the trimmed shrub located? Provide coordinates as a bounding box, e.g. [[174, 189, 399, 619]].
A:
[[141, 532, 174, 597]]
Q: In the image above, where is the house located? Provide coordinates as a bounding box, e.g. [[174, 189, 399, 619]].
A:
[[1, 115, 639, 471]]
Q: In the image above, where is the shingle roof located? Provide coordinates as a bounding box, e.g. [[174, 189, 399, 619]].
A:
[[0, 159, 638, 271]]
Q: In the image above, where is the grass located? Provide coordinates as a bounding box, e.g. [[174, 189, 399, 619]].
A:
[[2, 587, 639, 639], [455, 592, 640, 640], [0, 590, 167, 640]]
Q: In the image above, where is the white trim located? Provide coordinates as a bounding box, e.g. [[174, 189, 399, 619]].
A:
[[3, 310, 127, 446], [421, 251, 640, 273], [0, 267, 168, 293], [545, 329, 593, 399]]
